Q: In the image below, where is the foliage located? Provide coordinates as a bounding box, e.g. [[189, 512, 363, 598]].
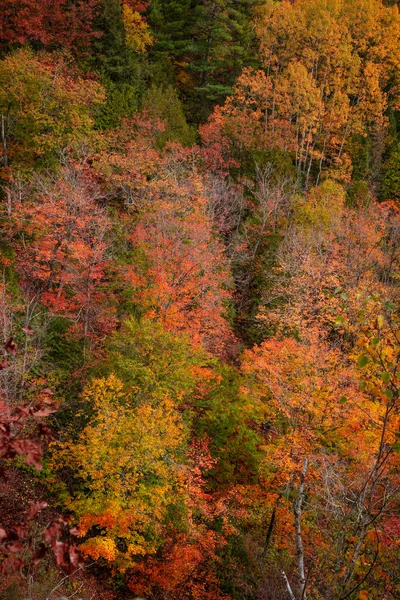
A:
[[0, 0, 101, 53], [0, 49, 105, 171], [52, 373, 187, 569], [1, 0, 400, 597]]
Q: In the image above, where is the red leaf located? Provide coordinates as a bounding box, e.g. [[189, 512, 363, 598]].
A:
[[33, 407, 57, 418], [38, 423, 56, 441], [14, 524, 28, 539], [53, 540, 68, 567], [69, 544, 81, 568], [3, 337, 17, 355], [8, 541, 24, 552], [44, 521, 63, 545], [33, 542, 47, 566], [22, 326, 35, 335], [27, 501, 48, 520], [0, 555, 23, 573], [9, 439, 43, 470], [41, 388, 54, 396]]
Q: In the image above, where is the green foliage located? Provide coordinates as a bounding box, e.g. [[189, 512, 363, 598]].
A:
[[141, 84, 196, 146], [184, 0, 262, 121], [381, 143, 400, 202], [0, 48, 105, 170], [100, 317, 210, 406], [91, 0, 145, 81], [94, 77, 140, 129], [193, 363, 264, 487], [149, 0, 261, 123]]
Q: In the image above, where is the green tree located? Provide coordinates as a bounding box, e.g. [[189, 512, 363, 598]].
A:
[[381, 143, 400, 202], [140, 84, 195, 146], [0, 49, 104, 170], [149, 0, 261, 122]]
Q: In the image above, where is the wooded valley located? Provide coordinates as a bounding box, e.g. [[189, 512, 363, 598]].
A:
[[0, 1, 399, 599]]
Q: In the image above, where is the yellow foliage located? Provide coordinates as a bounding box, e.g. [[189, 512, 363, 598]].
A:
[[293, 179, 346, 233], [80, 536, 118, 562], [52, 374, 187, 568], [122, 5, 153, 53]]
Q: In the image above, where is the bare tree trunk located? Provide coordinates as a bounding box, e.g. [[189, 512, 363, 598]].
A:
[[282, 569, 297, 600], [294, 458, 308, 600], [1, 111, 9, 168]]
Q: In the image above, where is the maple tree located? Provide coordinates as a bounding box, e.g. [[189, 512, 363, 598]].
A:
[[0, 0, 101, 53], [241, 319, 399, 598], [95, 122, 236, 357], [6, 166, 115, 355]]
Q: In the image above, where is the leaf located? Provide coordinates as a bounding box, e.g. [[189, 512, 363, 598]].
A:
[[27, 501, 48, 520], [8, 541, 24, 553], [3, 337, 17, 355], [38, 423, 56, 441], [44, 521, 63, 545], [392, 442, 400, 454], [384, 389, 394, 401], [22, 326, 35, 335], [357, 355, 369, 368], [41, 388, 54, 396], [381, 372, 391, 383], [377, 315, 385, 329], [9, 439, 43, 470], [33, 407, 57, 418], [32, 542, 47, 566]]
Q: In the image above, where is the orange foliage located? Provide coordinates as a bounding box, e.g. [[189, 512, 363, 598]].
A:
[[95, 121, 236, 357], [8, 166, 115, 348]]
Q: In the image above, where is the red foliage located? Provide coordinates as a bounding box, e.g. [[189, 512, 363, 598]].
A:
[[9, 166, 116, 348], [95, 121, 236, 357], [128, 440, 236, 600], [0, 0, 102, 52], [0, 385, 82, 574]]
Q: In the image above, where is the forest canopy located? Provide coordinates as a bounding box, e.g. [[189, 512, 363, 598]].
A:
[[0, 1, 399, 600]]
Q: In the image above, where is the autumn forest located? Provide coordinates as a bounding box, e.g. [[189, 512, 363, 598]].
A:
[[0, 1, 400, 599]]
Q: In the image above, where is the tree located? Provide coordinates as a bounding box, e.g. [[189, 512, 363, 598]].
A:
[[149, 0, 262, 122], [241, 321, 399, 598], [261, 194, 400, 345], [7, 166, 115, 355], [203, 0, 400, 183], [53, 373, 188, 569], [0, 0, 101, 53], [95, 124, 236, 356], [0, 49, 105, 171]]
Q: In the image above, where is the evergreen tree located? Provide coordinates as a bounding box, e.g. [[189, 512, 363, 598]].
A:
[[186, 0, 261, 120], [90, 0, 149, 128], [149, 0, 261, 122]]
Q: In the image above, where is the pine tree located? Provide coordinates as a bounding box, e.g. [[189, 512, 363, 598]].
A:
[[149, 0, 261, 122]]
